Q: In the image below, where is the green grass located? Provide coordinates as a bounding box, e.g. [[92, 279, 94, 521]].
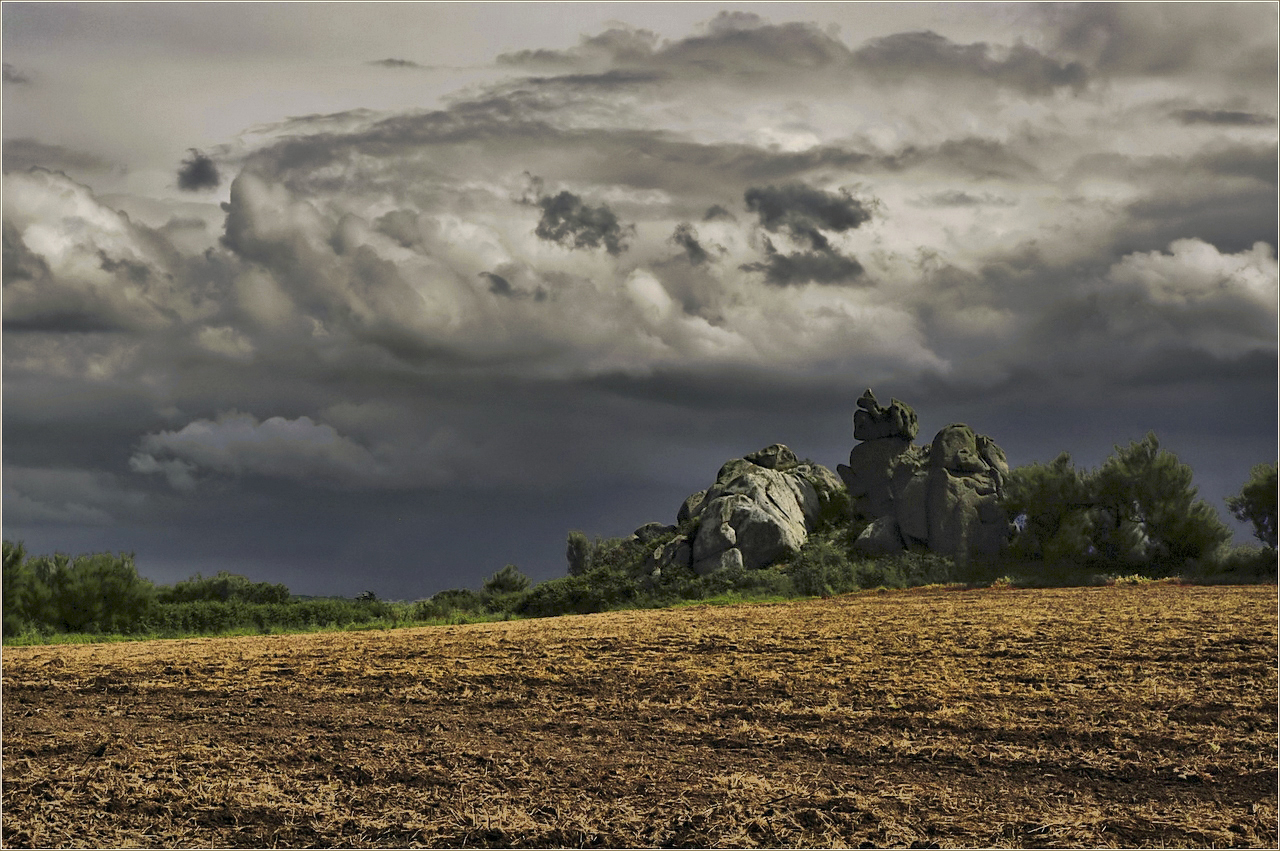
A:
[[1, 610, 522, 646], [668, 590, 797, 609]]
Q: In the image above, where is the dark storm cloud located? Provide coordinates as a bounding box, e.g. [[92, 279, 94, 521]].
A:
[[498, 26, 660, 68], [2, 313, 134, 334], [1122, 187, 1279, 256], [241, 87, 1040, 210], [1068, 143, 1279, 254], [3, 215, 144, 333], [480, 271, 513, 297], [498, 13, 1085, 98], [935, 237, 1278, 387], [744, 183, 872, 251], [578, 25, 662, 63], [160, 216, 209, 232], [495, 12, 849, 76], [478, 271, 547, 302], [3, 63, 31, 84], [498, 47, 580, 68], [97, 252, 152, 285], [669, 222, 711, 266], [177, 149, 221, 191], [373, 209, 422, 249], [658, 14, 850, 72], [1069, 144, 1278, 189], [367, 58, 425, 69], [1173, 109, 1276, 127], [884, 137, 1040, 181], [1043, 2, 1277, 81], [852, 30, 1086, 95], [2, 222, 51, 284], [916, 190, 1016, 208], [3, 138, 115, 174], [1190, 144, 1279, 186], [740, 238, 864, 287], [533, 190, 632, 255], [520, 69, 668, 89], [703, 204, 736, 222]]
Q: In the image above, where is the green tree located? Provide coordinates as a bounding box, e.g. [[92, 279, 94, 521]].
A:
[[1226, 463, 1278, 549], [1093, 434, 1231, 565], [2, 540, 41, 636], [1002, 453, 1095, 562], [46, 552, 156, 633], [483, 564, 531, 595], [566, 530, 591, 576], [1003, 435, 1232, 570]]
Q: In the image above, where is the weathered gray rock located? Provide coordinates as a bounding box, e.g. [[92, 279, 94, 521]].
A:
[[677, 489, 707, 525], [692, 547, 744, 576], [744, 443, 799, 470], [931, 424, 988, 473], [659, 443, 842, 575], [839, 438, 912, 517], [854, 516, 905, 555], [894, 468, 931, 545], [657, 536, 693, 570], [634, 522, 677, 544], [853, 388, 918, 442], [840, 392, 1010, 562]]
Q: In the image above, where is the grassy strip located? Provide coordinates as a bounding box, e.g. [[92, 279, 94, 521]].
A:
[[2, 610, 518, 646]]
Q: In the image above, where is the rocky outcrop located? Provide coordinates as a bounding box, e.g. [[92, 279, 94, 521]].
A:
[[642, 443, 843, 576], [838, 390, 1010, 562]]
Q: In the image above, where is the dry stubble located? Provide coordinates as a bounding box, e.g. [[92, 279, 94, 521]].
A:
[[2, 584, 1276, 847]]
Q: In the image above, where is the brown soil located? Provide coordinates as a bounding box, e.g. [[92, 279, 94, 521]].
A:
[[2, 584, 1276, 848]]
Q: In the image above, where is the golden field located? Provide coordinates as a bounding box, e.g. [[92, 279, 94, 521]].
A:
[[2, 584, 1276, 848]]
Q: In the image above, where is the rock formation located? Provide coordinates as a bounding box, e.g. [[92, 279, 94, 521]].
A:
[[637, 443, 844, 576], [837, 390, 1010, 562]]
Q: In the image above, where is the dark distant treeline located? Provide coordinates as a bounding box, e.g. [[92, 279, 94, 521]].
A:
[[1, 542, 435, 640]]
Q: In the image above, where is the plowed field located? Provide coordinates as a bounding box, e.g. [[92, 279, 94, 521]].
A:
[[2, 584, 1276, 848]]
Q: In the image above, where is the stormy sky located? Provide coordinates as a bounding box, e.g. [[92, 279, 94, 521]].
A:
[[4, 3, 1276, 599]]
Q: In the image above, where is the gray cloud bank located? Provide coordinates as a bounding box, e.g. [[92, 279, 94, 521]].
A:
[[4, 5, 1276, 598]]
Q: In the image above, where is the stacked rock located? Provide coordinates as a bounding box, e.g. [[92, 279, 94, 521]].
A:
[[837, 389, 1009, 562]]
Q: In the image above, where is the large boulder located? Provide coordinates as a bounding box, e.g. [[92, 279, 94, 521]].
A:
[[633, 522, 677, 544], [840, 391, 1010, 562], [658, 444, 843, 575]]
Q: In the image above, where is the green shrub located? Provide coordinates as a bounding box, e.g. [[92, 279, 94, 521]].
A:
[[877, 552, 957, 587], [589, 535, 653, 576], [157, 571, 290, 605], [787, 537, 859, 597], [1195, 545, 1278, 582], [518, 563, 642, 618], [694, 563, 794, 598], [422, 588, 485, 617], [483, 564, 531, 594]]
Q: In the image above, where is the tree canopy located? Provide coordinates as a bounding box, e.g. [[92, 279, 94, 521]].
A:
[[1226, 463, 1278, 549], [1003, 434, 1232, 569]]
